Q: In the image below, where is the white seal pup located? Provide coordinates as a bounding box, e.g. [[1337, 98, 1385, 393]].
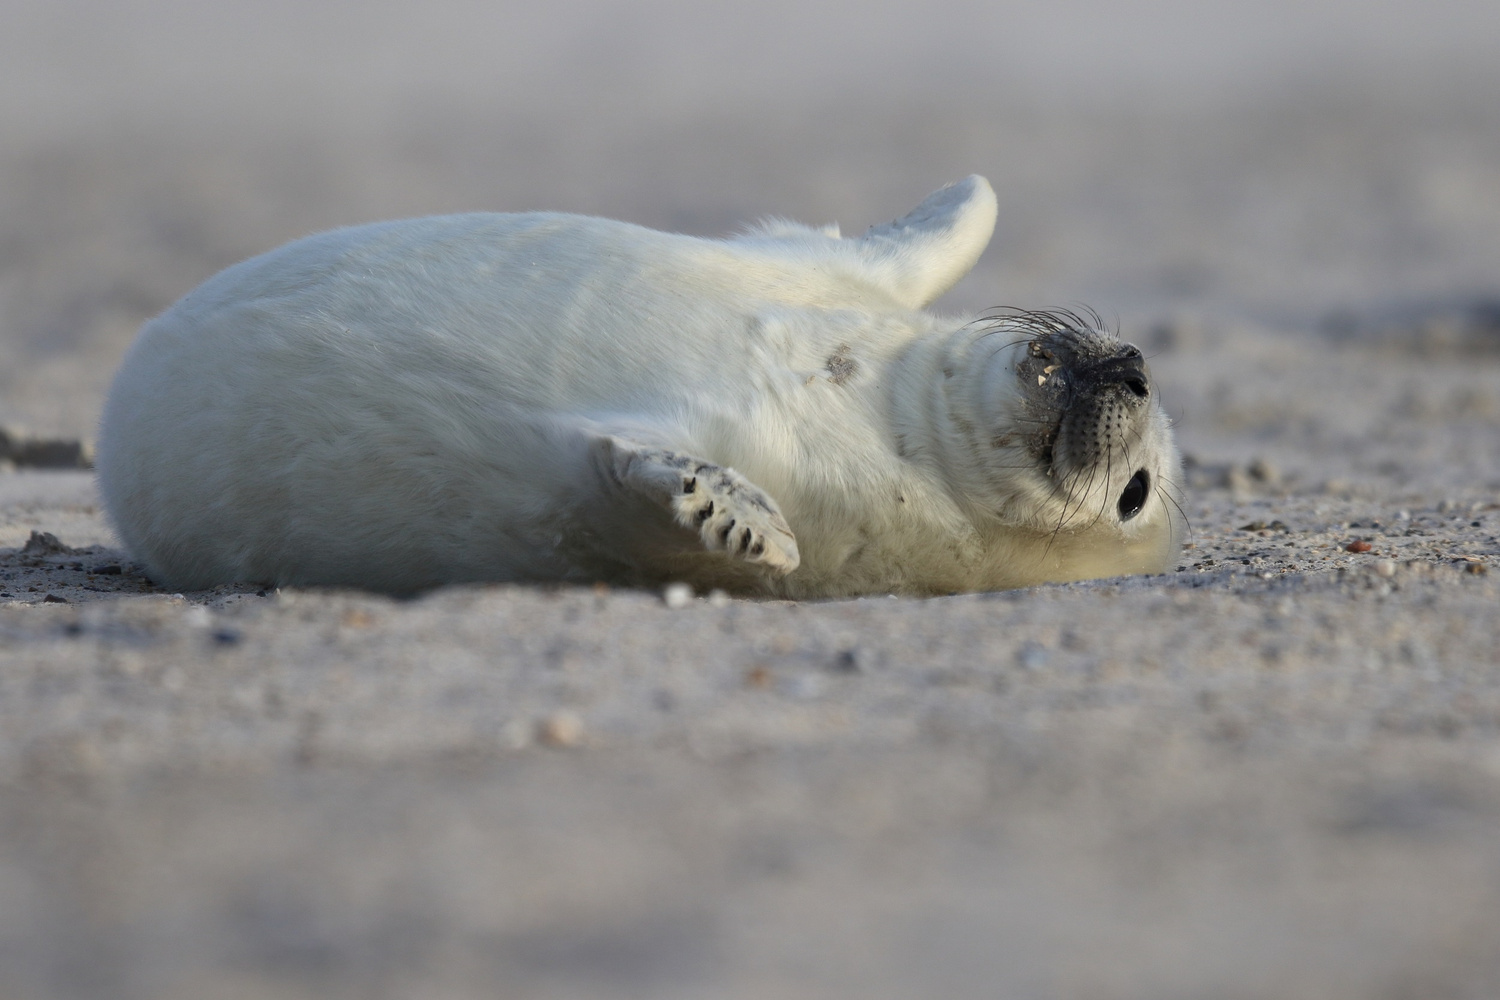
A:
[[98, 176, 1185, 597]]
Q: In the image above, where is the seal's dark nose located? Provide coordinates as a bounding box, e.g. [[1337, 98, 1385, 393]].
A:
[[1120, 351, 1149, 399], [1079, 346, 1149, 400]]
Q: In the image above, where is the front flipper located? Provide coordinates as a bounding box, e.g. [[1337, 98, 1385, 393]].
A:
[[596, 438, 800, 575]]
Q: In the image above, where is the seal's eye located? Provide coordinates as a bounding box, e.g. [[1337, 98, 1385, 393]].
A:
[[1118, 469, 1149, 520]]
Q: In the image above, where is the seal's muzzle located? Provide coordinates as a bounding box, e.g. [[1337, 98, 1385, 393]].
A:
[[1009, 314, 1159, 525]]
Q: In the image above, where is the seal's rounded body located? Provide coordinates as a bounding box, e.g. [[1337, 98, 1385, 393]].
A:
[[98, 177, 1184, 596]]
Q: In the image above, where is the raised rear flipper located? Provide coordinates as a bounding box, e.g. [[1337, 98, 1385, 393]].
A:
[[853, 175, 998, 309]]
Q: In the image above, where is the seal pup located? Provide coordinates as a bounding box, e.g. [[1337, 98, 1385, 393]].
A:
[[98, 176, 1185, 597]]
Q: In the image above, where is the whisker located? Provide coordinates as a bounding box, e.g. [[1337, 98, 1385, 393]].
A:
[[1081, 444, 1114, 531], [1156, 475, 1194, 546]]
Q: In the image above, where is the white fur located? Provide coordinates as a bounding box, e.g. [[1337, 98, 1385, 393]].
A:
[[98, 176, 1184, 596]]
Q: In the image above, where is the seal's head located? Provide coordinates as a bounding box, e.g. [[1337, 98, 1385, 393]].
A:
[[948, 308, 1186, 582]]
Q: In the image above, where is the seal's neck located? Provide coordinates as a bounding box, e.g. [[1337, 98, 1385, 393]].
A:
[[888, 323, 1035, 524]]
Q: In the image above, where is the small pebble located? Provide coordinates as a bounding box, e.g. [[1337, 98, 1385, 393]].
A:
[[1345, 539, 1373, 553], [662, 582, 693, 608], [1247, 457, 1279, 485], [1374, 559, 1396, 578], [1016, 641, 1048, 671], [536, 711, 583, 748], [832, 648, 862, 673], [706, 588, 731, 607]]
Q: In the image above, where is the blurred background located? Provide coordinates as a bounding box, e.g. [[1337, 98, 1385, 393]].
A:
[[4, 0, 1500, 441], [5, 6, 1500, 998]]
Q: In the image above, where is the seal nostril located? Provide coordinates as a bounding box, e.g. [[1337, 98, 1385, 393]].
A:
[[1118, 469, 1149, 520], [1125, 377, 1149, 398]]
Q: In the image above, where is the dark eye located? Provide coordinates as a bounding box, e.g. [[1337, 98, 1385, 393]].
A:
[[1118, 469, 1149, 520]]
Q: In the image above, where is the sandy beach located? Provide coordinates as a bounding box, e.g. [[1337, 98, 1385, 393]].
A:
[[3, 2, 1500, 997]]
